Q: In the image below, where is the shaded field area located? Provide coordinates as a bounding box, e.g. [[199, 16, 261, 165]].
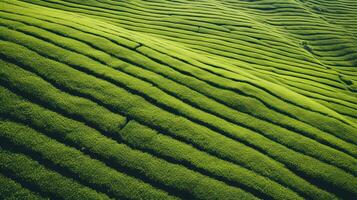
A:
[[0, 0, 356, 199]]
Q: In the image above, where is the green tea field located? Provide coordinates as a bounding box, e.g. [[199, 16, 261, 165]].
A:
[[0, 0, 356, 199]]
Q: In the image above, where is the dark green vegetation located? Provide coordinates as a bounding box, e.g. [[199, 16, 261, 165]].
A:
[[0, 0, 356, 199]]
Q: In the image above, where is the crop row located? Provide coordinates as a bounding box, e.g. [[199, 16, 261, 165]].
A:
[[1, 39, 353, 199]]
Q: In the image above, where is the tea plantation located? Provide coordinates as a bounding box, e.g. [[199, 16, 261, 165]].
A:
[[0, 0, 356, 199]]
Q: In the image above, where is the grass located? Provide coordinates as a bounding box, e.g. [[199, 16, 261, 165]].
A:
[[0, 0, 356, 199]]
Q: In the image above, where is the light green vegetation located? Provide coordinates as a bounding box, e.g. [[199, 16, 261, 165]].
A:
[[0, 0, 356, 199]]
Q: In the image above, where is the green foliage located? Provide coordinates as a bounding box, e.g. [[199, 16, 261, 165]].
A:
[[0, 0, 357, 199], [0, 146, 109, 200], [0, 173, 45, 200]]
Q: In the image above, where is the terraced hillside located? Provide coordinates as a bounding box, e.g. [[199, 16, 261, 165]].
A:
[[0, 0, 356, 199]]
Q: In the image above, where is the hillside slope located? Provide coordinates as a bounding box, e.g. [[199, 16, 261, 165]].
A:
[[0, 0, 356, 199]]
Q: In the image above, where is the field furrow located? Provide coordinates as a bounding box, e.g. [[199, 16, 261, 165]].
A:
[[0, 0, 356, 199]]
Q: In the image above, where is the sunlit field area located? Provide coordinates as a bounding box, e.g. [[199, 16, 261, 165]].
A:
[[0, 0, 356, 199]]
